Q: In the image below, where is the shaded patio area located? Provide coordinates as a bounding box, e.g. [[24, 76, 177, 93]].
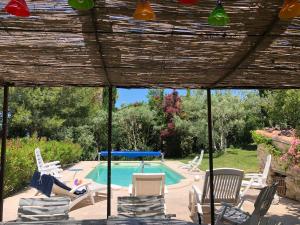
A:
[[3, 161, 300, 224], [0, 0, 299, 224]]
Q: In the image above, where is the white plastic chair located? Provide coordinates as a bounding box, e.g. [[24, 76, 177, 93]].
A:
[[189, 150, 204, 172], [35, 148, 62, 178], [189, 168, 244, 224], [128, 173, 168, 196], [242, 155, 272, 189], [180, 156, 199, 169], [180, 150, 204, 171]]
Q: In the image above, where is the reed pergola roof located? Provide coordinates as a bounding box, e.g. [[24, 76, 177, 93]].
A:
[[0, 0, 299, 88]]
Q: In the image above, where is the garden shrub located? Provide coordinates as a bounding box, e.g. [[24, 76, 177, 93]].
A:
[[4, 137, 82, 197], [295, 124, 300, 139], [251, 131, 281, 156], [251, 131, 272, 145]]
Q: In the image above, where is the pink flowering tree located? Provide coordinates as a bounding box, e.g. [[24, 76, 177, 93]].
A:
[[160, 90, 182, 157], [280, 137, 300, 172]]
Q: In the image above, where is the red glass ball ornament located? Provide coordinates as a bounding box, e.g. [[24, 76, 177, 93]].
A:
[[5, 0, 30, 17], [179, 0, 198, 5]]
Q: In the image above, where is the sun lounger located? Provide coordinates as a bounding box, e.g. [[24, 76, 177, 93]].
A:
[[35, 148, 62, 178], [242, 154, 272, 189], [180, 150, 204, 171], [30, 171, 121, 210]]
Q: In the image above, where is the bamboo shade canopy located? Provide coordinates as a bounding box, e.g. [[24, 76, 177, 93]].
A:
[[0, 0, 299, 88]]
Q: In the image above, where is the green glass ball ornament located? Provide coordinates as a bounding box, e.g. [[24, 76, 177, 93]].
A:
[[68, 0, 94, 10], [208, 1, 230, 26]]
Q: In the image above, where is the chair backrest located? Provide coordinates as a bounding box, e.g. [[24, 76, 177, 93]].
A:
[[252, 183, 278, 218], [191, 156, 199, 165], [117, 195, 165, 218], [189, 150, 204, 171], [262, 155, 272, 180], [18, 197, 70, 221], [201, 168, 244, 205], [258, 217, 284, 225], [132, 173, 165, 196], [35, 148, 45, 171], [198, 150, 204, 164]]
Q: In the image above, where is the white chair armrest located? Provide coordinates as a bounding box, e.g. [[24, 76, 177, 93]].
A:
[[241, 178, 254, 197], [41, 164, 62, 170], [245, 173, 262, 179], [196, 203, 203, 214], [70, 182, 91, 194], [128, 184, 133, 195], [192, 185, 202, 203], [44, 161, 61, 167], [40, 166, 62, 173], [164, 185, 168, 194], [238, 178, 254, 208]]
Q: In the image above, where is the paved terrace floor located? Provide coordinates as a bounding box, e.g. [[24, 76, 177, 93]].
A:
[[3, 161, 300, 224]]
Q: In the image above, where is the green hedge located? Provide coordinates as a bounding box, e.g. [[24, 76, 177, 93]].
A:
[[251, 131, 282, 156], [251, 131, 272, 145], [4, 137, 82, 197]]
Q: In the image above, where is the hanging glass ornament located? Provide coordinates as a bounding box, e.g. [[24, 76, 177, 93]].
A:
[[208, 0, 230, 26], [68, 0, 94, 10], [5, 0, 30, 17], [133, 0, 156, 21], [179, 0, 198, 5], [279, 0, 300, 20]]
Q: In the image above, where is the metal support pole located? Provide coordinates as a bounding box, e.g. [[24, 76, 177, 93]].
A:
[[0, 86, 9, 221], [107, 86, 113, 218], [207, 89, 215, 224]]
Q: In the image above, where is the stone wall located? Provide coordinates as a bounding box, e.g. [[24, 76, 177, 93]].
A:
[[257, 144, 300, 201]]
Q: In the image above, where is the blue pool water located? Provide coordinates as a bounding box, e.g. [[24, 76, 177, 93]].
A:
[[86, 162, 184, 187]]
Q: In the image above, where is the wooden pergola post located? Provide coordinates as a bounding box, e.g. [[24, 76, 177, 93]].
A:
[[0, 85, 9, 221], [107, 86, 113, 218], [207, 89, 215, 224]]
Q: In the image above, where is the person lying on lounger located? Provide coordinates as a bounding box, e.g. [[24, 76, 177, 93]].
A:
[[30, 171, 86, 197]]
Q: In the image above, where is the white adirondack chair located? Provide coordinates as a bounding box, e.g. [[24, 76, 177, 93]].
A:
[[189, 150, 204, 172], [128, 173, 167, 196], [215, 182, 278, 225], [189, 168, 244, 225], [242, 155, 272, 189], [35, 148, 63, 178]]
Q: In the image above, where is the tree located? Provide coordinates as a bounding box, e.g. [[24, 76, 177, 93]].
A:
[[7, 87, 105, 160], [114, 104, 157, 150], [174, 91, 207, 155], [211, 91, 246, 150], [175, 90, 262, 154], [102, 87, 118, 110], [259, 90, 300, 129], [161, 90, 182, 157]]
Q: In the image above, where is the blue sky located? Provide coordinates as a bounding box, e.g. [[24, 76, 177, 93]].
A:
[[115, 89, 255, 108], [116, 88, 187, 108]]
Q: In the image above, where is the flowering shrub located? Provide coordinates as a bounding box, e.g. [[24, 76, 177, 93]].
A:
[[280, 138, 300, 172], [160, 90, 181, 139]]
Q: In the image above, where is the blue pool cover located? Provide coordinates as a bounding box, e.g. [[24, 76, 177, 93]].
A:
[[99, 151, 162, 158]]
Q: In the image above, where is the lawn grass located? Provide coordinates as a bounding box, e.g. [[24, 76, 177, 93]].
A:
[[181, 148, 259, 173]]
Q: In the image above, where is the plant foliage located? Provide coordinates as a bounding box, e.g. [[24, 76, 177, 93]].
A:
[[5, 137, 82, 197]]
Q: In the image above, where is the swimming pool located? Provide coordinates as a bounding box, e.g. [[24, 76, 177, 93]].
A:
[[86, 162, 184, 187]]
